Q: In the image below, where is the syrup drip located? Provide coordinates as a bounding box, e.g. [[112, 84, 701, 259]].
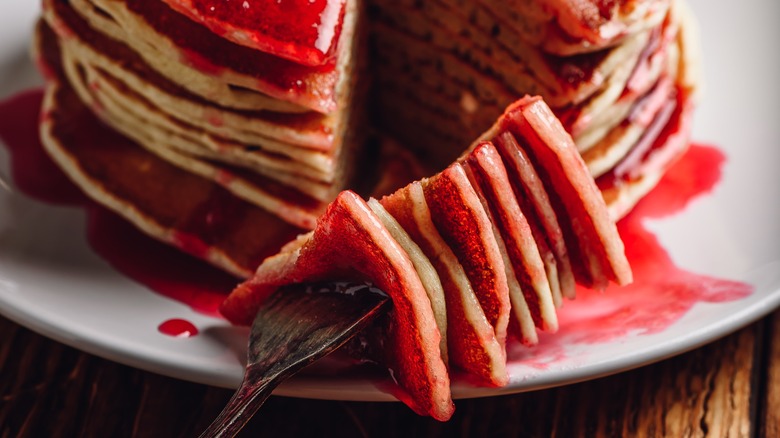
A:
[[0, 90, 235, 317], [158, 318, 199, 338], [0, 90, 84, 204]]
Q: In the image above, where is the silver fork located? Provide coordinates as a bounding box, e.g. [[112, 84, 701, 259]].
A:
[[199, 282, 390, 437]]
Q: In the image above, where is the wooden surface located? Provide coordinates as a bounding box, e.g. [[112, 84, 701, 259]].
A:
[[1, 309, 778, 438]]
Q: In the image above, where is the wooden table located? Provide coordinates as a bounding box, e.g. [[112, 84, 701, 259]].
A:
[[1, 309, 777, 437]]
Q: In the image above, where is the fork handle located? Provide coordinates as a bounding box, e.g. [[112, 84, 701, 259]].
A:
[[198, 377, 276, 438]]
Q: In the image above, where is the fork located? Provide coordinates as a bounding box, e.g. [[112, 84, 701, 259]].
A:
[[199, 282, 390, 437]]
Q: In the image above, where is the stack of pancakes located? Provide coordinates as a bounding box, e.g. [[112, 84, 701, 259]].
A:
[[40, 0, 366, 232], [34, 0, 701, 277], [370, 0, 701, 218]]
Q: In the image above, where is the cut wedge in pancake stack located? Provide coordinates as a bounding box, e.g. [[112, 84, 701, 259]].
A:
[[40, 0, 367, 231], [369, 0, 701, 218], [221, 96, 632, 420]]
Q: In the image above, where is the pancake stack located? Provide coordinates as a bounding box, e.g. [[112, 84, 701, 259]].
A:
[[32, 0, 702, 421], [369, 0, 701, 218], [34, 0, 702, 274], [40, 0, 366, 232]]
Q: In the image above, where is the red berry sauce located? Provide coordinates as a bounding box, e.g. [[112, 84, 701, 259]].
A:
[[158, 318, 200, 338], [0, 89, 238, 317], [188, 0, 345, 66]]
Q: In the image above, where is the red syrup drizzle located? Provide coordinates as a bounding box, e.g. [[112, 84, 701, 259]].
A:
[[507, 144, 754, 367], [0, 90, 236, 318], [158, 318, 199, 338], [189, 0, 345, 66]]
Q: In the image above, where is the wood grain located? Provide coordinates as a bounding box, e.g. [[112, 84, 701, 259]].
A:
[[0, 310, 777, 437], [761, 311, 780, 438]]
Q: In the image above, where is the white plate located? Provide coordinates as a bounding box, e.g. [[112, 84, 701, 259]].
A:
[[1, 1, 779, 402]]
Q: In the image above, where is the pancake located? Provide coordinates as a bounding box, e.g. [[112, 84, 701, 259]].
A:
[[463, 143, 557, 342], [381, 182, 508, 383]]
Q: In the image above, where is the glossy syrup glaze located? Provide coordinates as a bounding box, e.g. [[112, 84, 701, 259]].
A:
[[187, 0, 345, 66]]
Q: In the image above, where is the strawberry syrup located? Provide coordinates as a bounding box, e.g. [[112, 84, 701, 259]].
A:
[[0, 90, 235, 326], [158, 318, 200, 338], [188, 0, 345, 66], [0, 89, 754, 352]]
